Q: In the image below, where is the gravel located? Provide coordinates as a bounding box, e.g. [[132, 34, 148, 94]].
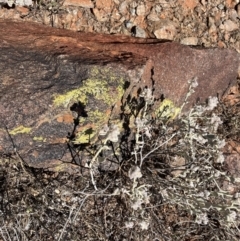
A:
[[0, 0, 239, 52]]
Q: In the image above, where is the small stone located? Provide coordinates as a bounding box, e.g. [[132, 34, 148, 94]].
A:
[[96, 0, 113, 11], [226, 0, 235, 8], [180, 37, 198, 45], [136, 4, 146, 16], [154, 22, 177, 40], [15, 6, 29, 16], [125, 21, 133, 29], [223, 20, 238, 32], [131, 15, 147, 30], [178, 0, 198, 10], [237, 4, 240, 16], [63, 0, 94, 8], [218, 41, 227, 48], [147, 9, 160, 22], [111, 7, 121, 21], [119, 1, 128, 15], [229, 9, 239, 21], [54, 189, 60, 194], [208, 23, 217, 35], [77, 9, 83, 18], [93, 8, 109, 22], [217, 4, 224, 10], [133, 26, 147, 38]]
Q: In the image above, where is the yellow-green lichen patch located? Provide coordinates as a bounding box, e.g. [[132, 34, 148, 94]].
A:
[[74, 126, 97, 144], [53, 88, 88, 108], [53, 66, 125, 109], [87, 109, 109, 123], [53, 66, 127, 145], [75, 110, 111, 144], [155, 99, 180, 120], [33, 136, 46, 142], [9, 125, 32, 135]]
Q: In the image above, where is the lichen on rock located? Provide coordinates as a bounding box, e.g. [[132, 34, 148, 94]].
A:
[[9, 125, 32, 135], [53, 66, 126, 144]]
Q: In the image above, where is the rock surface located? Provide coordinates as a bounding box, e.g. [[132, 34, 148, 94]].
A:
[[0, 20, 239, 171]]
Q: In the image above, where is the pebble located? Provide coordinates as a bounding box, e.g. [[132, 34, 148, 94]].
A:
[[63, 0, 94, 8], [119, 1, 128, 15], [93, 8, 109, 22], [133, 26, 147, 38], [147, 9, 160, 21], [136, 4, 146, 16], [237, 4, 240, 16], [180, 37, 199, 45], [154, 23, 177, 40], [223, 19, 239, 32]]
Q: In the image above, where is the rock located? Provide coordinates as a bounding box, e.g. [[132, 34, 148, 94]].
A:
[[237, 3, 240, 16], [226, 0, 236, 8], [228, 9, 239, 21], [147, 9, 160, 22], [136, 4, 146, 16], [118, 1, 128, 15], [93, 8, 109, 22], [180, 37, 198, 45], [0, 20, 239, 171], [222, 19, 239, 32], [154, 21, 177, 40], [15, 6, 29, 16], [63, 0, 94, 8], [95, 0, 114, 13], [178, 0, 198, 11], [132, 26, 147, 38]]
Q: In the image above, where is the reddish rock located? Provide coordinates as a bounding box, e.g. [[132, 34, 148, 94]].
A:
[[63, 0, 94, 8], [15, 6, 29, 16], [178, 0, 198, 10], [0, 20, 239, 171], [95, 0, 113, 10], [226, 0, 236, 8]]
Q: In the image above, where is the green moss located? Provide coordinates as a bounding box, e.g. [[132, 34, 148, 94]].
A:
[[9, 125, 32, 135]]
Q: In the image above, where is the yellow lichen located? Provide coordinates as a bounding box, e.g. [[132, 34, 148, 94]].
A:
[[74, 126, 97, 144], [87, 109, 109, 123], [33, 136, 46, 142], [53, 66, 125, 108], [9, 125, 32, 135], [53, 66, 126, 145], [155, 99, 180, 120], [74, 110, 110, 144], [53, 88, 88, 107]]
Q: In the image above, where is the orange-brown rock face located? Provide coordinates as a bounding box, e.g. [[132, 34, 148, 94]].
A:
[[0, 20, 239, 171]]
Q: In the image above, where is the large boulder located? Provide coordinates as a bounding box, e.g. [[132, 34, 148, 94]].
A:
[[0, 20, 239, 171]]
